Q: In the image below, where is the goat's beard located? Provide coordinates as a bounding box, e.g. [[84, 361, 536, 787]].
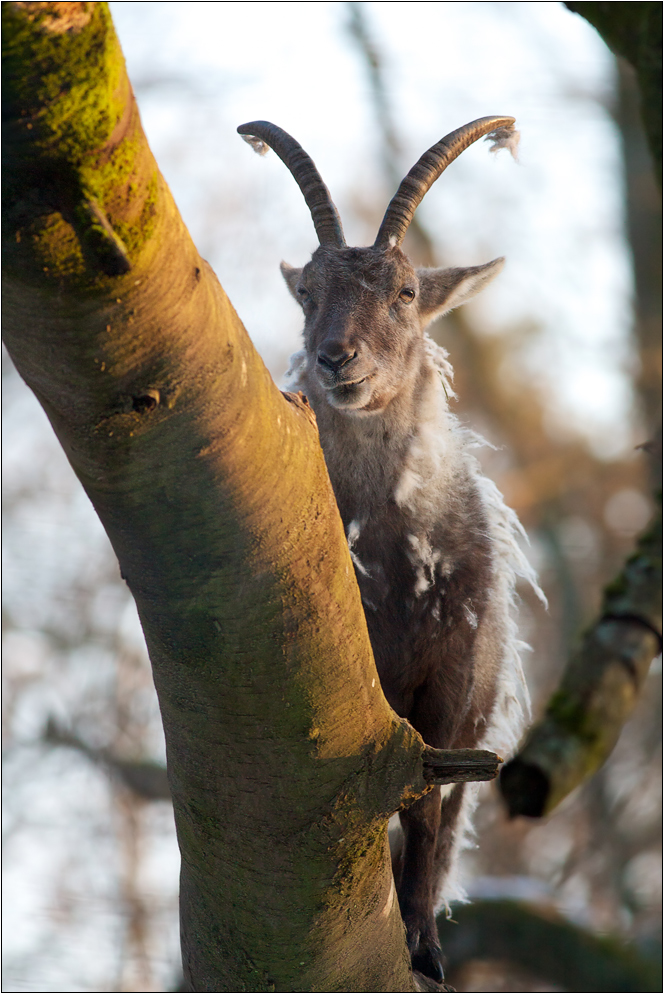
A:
[[322, 376, 395, 416], [325, 378, 373, 410], [306, 359, 395, 415]]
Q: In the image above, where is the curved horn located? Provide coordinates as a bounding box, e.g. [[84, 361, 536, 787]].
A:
[[374, 116, 518, 250], [237, 121, 346, 248]]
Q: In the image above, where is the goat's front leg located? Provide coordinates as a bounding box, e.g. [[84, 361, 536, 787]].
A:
[[397, 786, 444, 983]]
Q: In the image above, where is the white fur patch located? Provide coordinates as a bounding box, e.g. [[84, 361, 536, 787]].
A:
[[347, 519, 370, 578], [393, 336, 458, 513], [350, 551, 370, 578], [464, 602, 478, 629], [407, 533, 441, 597], [241, 133, 269, 156], [423, 334, 456, 400], [284, 349, 307, 388], [486, 124, 520, 161], [394, 466, 423, 506], [347, 519, 361, 545]]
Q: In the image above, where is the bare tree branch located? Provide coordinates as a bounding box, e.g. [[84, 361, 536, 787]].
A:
[[45, 718, 172, 800], [501, 452, 662, 817], [438, 899, 662, 992]]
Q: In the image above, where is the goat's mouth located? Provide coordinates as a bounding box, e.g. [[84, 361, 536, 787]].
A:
[[325, 375, 374, 410]]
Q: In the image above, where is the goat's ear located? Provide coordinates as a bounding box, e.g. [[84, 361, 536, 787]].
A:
[[280, 262, 304, 302], [417, 258, 505, 323]]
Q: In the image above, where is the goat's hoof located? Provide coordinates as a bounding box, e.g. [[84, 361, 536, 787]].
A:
[[410, 938, 445, 984]]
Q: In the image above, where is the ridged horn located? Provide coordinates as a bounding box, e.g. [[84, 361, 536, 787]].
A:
[[237, 121, 346, 248], [374, 116, 518, 250]]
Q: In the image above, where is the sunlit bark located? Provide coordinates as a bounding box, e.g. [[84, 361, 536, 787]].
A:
[[1, 4, 425, 990]]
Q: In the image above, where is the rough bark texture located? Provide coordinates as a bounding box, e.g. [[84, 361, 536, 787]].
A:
[[422, 748, 502, 785], [1, 4, 438, 990]]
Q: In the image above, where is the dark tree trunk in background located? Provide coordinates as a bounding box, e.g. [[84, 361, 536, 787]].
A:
[[615, 56, 663, 437], [565, 2, 662, 186]]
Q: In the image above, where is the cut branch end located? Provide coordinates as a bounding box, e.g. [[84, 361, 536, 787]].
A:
[[422, 747, 502, 785]]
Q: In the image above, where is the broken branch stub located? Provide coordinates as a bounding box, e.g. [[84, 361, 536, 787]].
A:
[[422, 747, 502, 785]]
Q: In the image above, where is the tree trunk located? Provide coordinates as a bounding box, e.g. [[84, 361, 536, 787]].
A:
[[564, 2, 662, 186], [1, 3, 427, 990], [2, 4, 502, 990]]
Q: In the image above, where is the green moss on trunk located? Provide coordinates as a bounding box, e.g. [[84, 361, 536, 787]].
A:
[[2, 4, 429, 990], [3, 1, 160, 285]]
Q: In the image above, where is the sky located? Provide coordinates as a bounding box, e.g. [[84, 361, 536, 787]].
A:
[[108, 0, 635, 458]]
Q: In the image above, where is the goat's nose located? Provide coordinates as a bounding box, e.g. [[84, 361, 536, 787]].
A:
[[317, 349, 357, 372]]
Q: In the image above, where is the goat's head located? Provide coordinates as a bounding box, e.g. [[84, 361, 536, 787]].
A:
[[238, 118, 518, 415]]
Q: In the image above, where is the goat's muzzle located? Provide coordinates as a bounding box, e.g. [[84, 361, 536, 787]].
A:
[[317, 349, 357, 373]]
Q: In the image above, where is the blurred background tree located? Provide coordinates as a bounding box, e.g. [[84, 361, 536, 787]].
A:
[[3, 3, 660, 991]]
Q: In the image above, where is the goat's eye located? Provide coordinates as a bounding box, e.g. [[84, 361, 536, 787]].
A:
[[399, 288, 416, 303], [297, 286, 310, 300]]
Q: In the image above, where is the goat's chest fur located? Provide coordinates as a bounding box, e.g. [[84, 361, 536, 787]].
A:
[[288, 341, 505, 746]]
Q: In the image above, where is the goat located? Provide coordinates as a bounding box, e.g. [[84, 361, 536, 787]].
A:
[[238, 117, 541, 983]]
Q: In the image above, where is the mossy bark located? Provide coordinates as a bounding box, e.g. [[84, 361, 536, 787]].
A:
[[1, 4, 430, 990], [438, 899, 662, 992], [500, 497, 662, 817]]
